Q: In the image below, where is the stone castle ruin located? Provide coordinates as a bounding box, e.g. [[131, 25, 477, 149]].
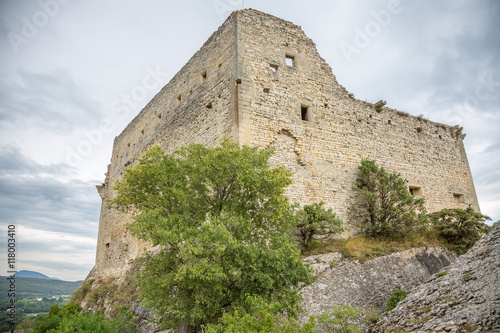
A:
[[90, 9, 479, 280]]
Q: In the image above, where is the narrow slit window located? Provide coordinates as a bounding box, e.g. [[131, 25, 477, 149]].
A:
[[263, 88, 270, 93], [409, 186, 422, 196], [301, 105, 309, 121], [177, 94, 181, 106], [201, 70, 207, 83], [453, 193, 464, 203], [286, 55, 295, 67]]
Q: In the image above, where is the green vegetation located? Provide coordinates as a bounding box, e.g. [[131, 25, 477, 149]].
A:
[[364, 307, 381, 325], [428, 207, 491, 254], [111, 139, 312, 331], [350, 160, 427, 239], [0, 277, 81, 332], [202, 295, 317, 332], [385, 288, 408, 312], [315, 304, 362, 333], [25, 303, 137, 333], [303, 233, 446, 261], [295, 202, 344, 251], [436, 271, 448, 277]]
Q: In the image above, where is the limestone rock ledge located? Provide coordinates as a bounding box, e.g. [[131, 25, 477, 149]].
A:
[[299, 247, 457, 322], [367, 225, 500, 333]]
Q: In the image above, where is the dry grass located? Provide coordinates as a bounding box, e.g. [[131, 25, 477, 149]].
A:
[[303, 233, 447, 262]]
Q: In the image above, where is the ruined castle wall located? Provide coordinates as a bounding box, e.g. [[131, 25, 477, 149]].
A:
[[93, 14, 239, 279], [91, 9, 480, 280], [235, 9, 479, 223]]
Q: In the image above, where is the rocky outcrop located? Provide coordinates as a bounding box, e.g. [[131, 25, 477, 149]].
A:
[[300, 247, 457, 322], [367, 225, 500, 333], [130, 304, 171, 333]]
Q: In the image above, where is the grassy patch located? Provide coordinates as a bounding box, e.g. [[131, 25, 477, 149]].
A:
[[405, 315, 433, 324], [416, 305, 432, 312], [364, 307, 381, 325], [436, 271, 448, 277], [302, 233, 447, 262], [438, 296, 456, 303], [69, 279, 94, 304]]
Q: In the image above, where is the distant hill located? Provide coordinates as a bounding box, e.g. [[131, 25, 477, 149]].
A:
[[14, 270, 59, 280], [0, 275, 83, 299]]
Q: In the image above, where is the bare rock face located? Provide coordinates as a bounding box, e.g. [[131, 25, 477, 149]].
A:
[[299, 247, 457, 321], [367, 225, 500, 332]]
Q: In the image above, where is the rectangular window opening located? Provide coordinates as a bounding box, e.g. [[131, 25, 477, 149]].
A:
[[409, 186, 422, 196], [301, 105, 309, 121], [286, 55, 295, 67], [453, 193, 464, 203], [263, 88, 270, 93], [269, 64, 278, 73]]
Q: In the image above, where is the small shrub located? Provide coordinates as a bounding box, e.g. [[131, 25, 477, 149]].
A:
[[31, 304, 137, 333], [315, 304, 362, 333], [428, 207, 491, 254], [375, 107, 383, 113], [296, 202, 344, 251], [416, 127, 423, 133], [364, 307, 381, 325], [202, 295, 316, 333], [463, 273, 472, 282], [385, 288, 408, 312], [436, 271, 448, 277]]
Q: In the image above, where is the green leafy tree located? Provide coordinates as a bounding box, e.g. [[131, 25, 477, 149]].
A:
[[350, 160, 427, 238], [428, 207, 491, 254], [296, 202, 344, 251], [203, 295, 317, 333], [112, 138, 312, 331]]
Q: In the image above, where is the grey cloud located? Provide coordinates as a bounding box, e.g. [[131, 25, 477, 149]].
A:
[[0, 67, 102, 132], [0, 145, 72, 175], [0, 145, 101, 237]]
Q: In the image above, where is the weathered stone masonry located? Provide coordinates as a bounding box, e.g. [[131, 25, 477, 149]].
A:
[[90, 9, 480, 280]]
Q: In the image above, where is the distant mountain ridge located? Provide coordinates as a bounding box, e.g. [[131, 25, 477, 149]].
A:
[[14, 270, 61, 280]]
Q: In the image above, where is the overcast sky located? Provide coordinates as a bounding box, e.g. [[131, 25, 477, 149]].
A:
[[0, 0, 499, 281]]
